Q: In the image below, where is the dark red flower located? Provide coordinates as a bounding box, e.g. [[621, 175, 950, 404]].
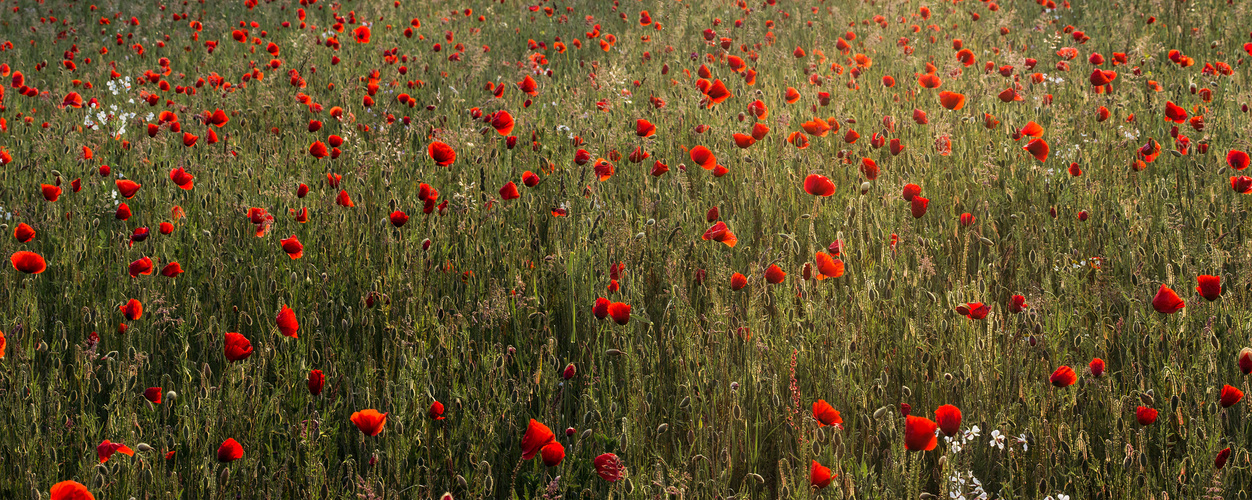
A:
[[903, 415, 938, 451], [1136, 406, 1158, 426], [1196, 275, 1221, 301], [1089, 358, 1105, 377], [934, 404, 961, 437], [1221, 384, 1244, 408], [144, 387, 162, 404], [308, 369, 324, 396], [224, 332, 253, 362], [217, 438, 243, 462], [276, 304, 299, 338]]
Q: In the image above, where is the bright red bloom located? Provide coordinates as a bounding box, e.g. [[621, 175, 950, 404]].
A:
[[490, 110, 515, 135], [428, 142, 456, 167], [116, 179, 141, 198], [1229, 150, 1251, 171], [1089, 358, 1106, 377], [764, 264, 786, 284], [594, 453, 625, 482], [910, 196, 929, 218], [1136, 406, 1158, 426], [499, 181, 520, 200], [934, 404, 961, 437], [955, 302, 989, 320], [13, 223, 35, 243], [144, 387, 163, 404], [276, 304, 299, 338], [1050, 366, 1077, 387], [1023, 138, 1049, 162], [217, 438, 243, 462], [1196, 275, 1221, 301], [809, 460, 834, 489], [224, 332, 253, 362], [804, 174, 836, 196], [521, 419, 556, 460], [903, 415, 938, 451], [119, 299, 143, 321], [592, 297, 610, 320], [309, 141, 328, 158], [607, 302, 631, 325], [170, 167, 194, 190], [636, 119, 656, 137], [702, 222, 738, 248], [281, 235, 304, 259], [97, 440, 135, 463], [50, 481, 94, 500], [308, 369, 324, 396], [352, 25, 371, 43], [128, 256, 153, 277], [351, 409, 388, 436], [1221, 384, 1244, 408], [812, 400, 843, 428], [42, 184, 62, 202], [335, 190, 355, 207], [1151, 284, 1185, 314], [428, 401, 445, 420], [1009, 295, 1028, 313], [730, 272, 747, 290]]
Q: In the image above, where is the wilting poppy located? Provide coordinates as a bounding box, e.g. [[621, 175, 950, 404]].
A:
[[1136, 406, 1158, 426], [281, 235, 304, 259], [810, 460, 834, 489], [1217, 447, 1232, 470], [812, 400, 843, 428], [607, 302, 631, 325], [910, 196, 929, 218], [217, 438, 243, 462], [764, 264, 786, 284], [50, 481, 94, 500], [1009, 295, 1028, 313], [97, 440, 135, 463], [1089, 358, 1106, 377], [119, 299, 143, 321], [1196, 275, 1221, 301], [428, 141, 456, 166], [521, 419, 556, 459], [1050, 366, 1077, 387], [1151, 284, 1185, 314], [308, 369, 325, 396], [224, 332, 253, 362], [594, 453, 625, 482], [428, 401, 446, 420], [1023, 138, 1049, 162], [276, 305, 299, 338], [351, 409, 388, 436], [702, 222, 738, 248], [904, 415, 938, 451], [804, 174, 836, 196], [934, 404, 961, 436]]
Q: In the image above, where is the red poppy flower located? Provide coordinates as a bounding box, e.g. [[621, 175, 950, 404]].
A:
[[763, 264, 786, 284], [1151, 284, 1185, 314], [305, 369, 324, 396], [388, 210, 409, 227], [809, 460, 834, 489], [1229, 150, 1251, 171], [1216, 447, 1232, 469], [1228, 176, 1251, 194], [1163, 101, 1187, 123], [814, 252, 845, 279], [860, 158, 879, 180], [281, 235, 304, 259], [1196, 275, 1221, 301], [1221, 384, 1244, 407], [690, 146, 716, 169], [13, 223, 35, 243], [600, 301, 629, 325], [276, 304, 299, 338], [918, 73, 942, 89], [1050, 365, 1077, 387], [223, 332, 253, 362], [116, 179, 141, 199], [428, 141, 456, 167], [730, 272, 747, 290], [522, 171, 540, 188], [934, 404, 961, 436], [498, 181, 520, 201], [636, 119, 656, 137], [168, 167, 195, 190], [217, 438, 243, 462], [955, 302, 989, 320], [160, 262, 184, 278], [119, 299, 143, 321], [594, 453, 625, 482], [521, 419, 556, 459], [97, 440, 135, 463], [351, 409, 388, 436], [938, 91, 965, 110], [352, 25, 371, 43], [427, 400, 446, 420], [812, 400, 843, 428], [535, 441, 565, 467], [650, 160, 669, 176], [903, 415, 938, 451], [910, 196, 929, 218], [1009, 295, 1028, 313], [901, 183, 921, 202], [1136, 406, 1158, 426], [803, 174, 836, 196], [1089, 358, 1105, 377], [1241, 348, 1252, 375], [702, 222, 738, 248], [144, 387, 163, 404], [1023, 138, 1049, 162], [703, 79, 731, 107], [591, 297, 612, 320], [333, 189, 354, 207], [309, 141, 328, 159], [42, 184, 62, 202], [490, 110, 515, 135], [51, 481, 94, 500]]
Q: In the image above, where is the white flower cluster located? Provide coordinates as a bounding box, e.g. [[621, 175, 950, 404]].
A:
[[942, 425, 981, 454], [86, 76, 148, 137], [946, 470, 989, 500], [988, 430, 1029, 451]]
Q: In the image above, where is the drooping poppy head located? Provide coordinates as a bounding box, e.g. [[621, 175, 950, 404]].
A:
[[276, 304, 299, 338], [1196, 275, 1221, 301], [1221, 384, 1244, 408], [308, 369, 325, 396], [910, 196, 929, 218], [280, 235, 304, 259], [1050, 365, 1077, 388], [1135, 406, 1158, 426], [521, 419, 556, 459], [1089, 358, 1106, 377], [1217, 447, 1232, 470], [11, 251, 46, 274], [607, 302, 631, 325], [593, 453, 625, 482], [934, 404, 961, 437], [50, 481, 94, 500], [903, 415, 938, 451], [809, 460, 834, 489], [812, 400, 843, 428], [702, 222, 738, 248], [351, 409, 388, 436], [1009, 295, 1028, 313], [540, 442, 565, 467], [223, 332, 254, 362], [955, 302, 989, 320], [499, 181, 521, 200], [1241, 347, 1252, 375], [1023, 138, 1049, 162], [764, 264, 786, 284], [217, 438, 243, 462], [428, 141, 457, 167], [1151, 284, 1185, 314], [804, 174, 836, 196]]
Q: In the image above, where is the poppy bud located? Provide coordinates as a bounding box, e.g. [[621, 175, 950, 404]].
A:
[[899, 403, 911, 417], [563, 363, 576, 379], [566, 427, 576, 437], [1239, 347, 1252, 374]]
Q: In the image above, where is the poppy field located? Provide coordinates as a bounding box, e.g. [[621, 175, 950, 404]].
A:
[[3, 0, 1252, 498]]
